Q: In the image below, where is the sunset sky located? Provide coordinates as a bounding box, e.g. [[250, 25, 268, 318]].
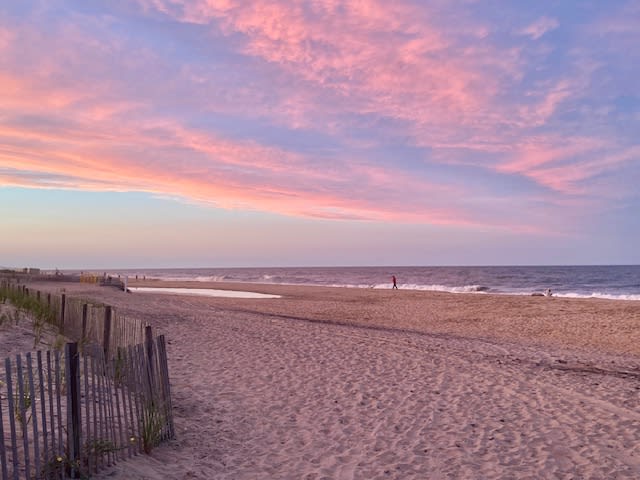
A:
[[1, 1, 639, 269]]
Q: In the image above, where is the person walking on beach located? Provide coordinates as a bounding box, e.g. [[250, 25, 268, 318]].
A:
[[392, 275, 398, 289]]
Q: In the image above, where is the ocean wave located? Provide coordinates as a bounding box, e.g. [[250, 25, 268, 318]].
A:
[[332, 284, 639, 300], [554, 292, 640, 301], [195, 275, 228, 282], [144, 274, 228, 282], [405, 284, 490, 293], [323, 283, 491, 294]]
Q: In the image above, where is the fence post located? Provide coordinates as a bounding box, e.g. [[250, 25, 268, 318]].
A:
[[60, 293, 66, 333], [157, 335, 175, 439], [47, 292, 51, 308], [66, 342, 82, 478], [145, 326, 155, 393], [103, 306, 112, 361], [4, 357, 20, 476], [81, 304, 88, 344]]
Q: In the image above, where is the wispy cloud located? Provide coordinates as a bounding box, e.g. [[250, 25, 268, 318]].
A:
[[1, 0, 638, 239], [519, 16, 559, 40]]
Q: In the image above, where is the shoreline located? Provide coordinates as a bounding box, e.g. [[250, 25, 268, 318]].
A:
[[128, 276, 640, 297], [130, 277, 640, 301]]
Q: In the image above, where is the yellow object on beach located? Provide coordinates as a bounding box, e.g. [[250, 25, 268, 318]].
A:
[[80, 273, 99, 284]]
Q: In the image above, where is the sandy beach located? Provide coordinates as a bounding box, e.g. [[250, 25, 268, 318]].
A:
[[13, 280, 640, 479]]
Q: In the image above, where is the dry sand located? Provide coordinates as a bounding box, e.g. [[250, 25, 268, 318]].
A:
[[0, 302, 67, 358], [16, 281, 640, 479]]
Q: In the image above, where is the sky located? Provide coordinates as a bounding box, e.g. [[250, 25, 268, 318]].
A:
[[1, 0, 639, 269]]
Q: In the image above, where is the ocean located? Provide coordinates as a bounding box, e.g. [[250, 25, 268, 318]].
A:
[[104, 265, 640, 301]]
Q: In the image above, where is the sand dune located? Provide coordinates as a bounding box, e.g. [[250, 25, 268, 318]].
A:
[[19, 281, 640, 479]]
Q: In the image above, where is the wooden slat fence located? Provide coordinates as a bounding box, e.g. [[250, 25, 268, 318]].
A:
[[0, 278, 174, 479], [0, 338, 173, 479], [1, 281, 147, 361]]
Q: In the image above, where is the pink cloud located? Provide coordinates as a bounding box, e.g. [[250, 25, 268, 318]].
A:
[[140, 0, 494, 129], [143, 0, 589, 173], [2, 0, 634, 240], [1, 107, 484, 226], [517, 79, 573, 126], [497, 138, 638, 195], [519, 17, 559, 40], [498, 136, 607, 174], [131, 0, 562, 168]]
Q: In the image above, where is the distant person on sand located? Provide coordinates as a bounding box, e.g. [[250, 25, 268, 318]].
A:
[[545, 288, 553, 297], [392, 275, 398, 289]]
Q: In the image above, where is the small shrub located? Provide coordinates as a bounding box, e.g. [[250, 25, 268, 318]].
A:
[[41, 452, 86, 480], [0, 285, 57, 328], [141, 401, 166, 453], [53, 334, 66, 352], [14, 390, 34, 437], [82, 437, 120, 467]]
